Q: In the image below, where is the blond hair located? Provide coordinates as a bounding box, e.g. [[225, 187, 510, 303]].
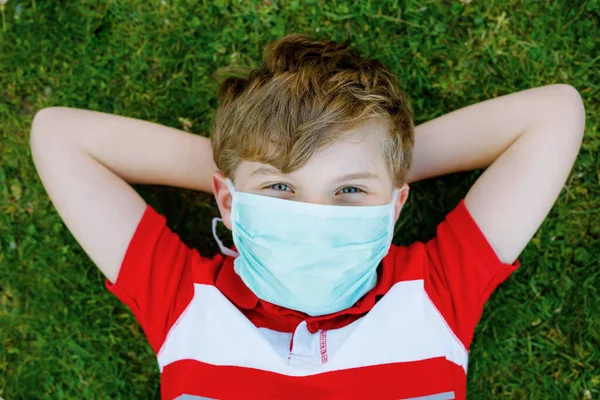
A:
[[211, 33, 415, 187]]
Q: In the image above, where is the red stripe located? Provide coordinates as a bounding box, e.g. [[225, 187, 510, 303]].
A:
[[161, 357, 466, 399]]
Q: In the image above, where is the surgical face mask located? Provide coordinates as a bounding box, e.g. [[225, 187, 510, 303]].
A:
[[212, 178, 398, 317]]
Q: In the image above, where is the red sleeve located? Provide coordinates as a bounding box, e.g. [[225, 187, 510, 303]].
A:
[[105, 205, 200, 353], [424, 199, 519, 350]]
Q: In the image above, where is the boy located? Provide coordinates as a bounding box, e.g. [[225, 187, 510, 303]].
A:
[[30, 34, 585, 399]]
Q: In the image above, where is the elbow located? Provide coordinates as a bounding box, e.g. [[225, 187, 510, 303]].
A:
[[554, 84, 586, 140], [30, 107, 74, 165], [543, 85, 586, 155], [30, 107, 69, 151]]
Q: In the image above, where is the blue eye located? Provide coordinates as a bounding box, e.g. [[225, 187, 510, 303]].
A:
[[271, 183, 291, 191], [340, 187, 362, 194]]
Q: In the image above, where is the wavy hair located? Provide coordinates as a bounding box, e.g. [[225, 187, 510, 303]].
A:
[[211, 33, 415, 187]]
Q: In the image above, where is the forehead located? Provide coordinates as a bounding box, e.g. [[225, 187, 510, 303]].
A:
[[236, 119, 390, 184], [302, 119, 388, 172]]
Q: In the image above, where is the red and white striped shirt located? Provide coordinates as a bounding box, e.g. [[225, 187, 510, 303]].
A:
[[106, 199, 518, 399]]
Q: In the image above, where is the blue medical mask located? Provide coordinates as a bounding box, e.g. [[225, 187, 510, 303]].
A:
[[212, 178, 398, 317]]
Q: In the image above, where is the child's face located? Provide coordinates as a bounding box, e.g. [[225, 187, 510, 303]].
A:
[[213, 119, 410, 230]]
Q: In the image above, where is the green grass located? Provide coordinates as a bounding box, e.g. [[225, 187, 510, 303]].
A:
[[1, 0, 599, 398]]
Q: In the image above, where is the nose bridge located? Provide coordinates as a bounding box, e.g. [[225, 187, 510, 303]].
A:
[[298, 189, 331, 205]]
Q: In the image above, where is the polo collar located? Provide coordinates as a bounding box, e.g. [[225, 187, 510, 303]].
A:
[[215, 251, 395, 322]]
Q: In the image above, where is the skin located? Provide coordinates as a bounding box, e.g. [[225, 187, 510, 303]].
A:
[[30, 83, 586, 285], [212, 119, 411, 231]]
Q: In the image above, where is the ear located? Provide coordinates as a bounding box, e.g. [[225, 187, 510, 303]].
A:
[[393, 184, 410, 222], [212, 170, 233, 230]]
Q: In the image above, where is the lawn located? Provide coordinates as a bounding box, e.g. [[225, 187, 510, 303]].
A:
[[1, 0, 599, 398]]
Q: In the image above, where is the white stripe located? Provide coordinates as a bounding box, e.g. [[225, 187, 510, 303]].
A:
[[403, 391, 455, 400], [157, 280, 468, 375]]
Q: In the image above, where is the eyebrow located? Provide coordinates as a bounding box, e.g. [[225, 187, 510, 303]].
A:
[[334, 171, 379, 183], [250, 167, 378, 183], [251, 166, 283, 177]]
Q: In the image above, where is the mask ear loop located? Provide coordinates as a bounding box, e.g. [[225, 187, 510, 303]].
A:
[[211, 218, 239, 258], [225, 178, 236, 196], [390, 188, 399, 205], [388, 188, 399, 243], [211, 177, 240, 258]]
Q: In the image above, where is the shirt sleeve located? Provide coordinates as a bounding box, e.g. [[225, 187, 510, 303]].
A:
[[104, 205, 198, 354], [423, 199, 519, 350]]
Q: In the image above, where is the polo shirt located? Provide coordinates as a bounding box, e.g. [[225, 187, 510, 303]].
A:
[[105, 199, 519, 400]]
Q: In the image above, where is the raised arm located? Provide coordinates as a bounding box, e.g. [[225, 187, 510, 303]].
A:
[[31, 84, 585, 282], [30, 107, 216, 283], [407, 83, 586, 264]]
